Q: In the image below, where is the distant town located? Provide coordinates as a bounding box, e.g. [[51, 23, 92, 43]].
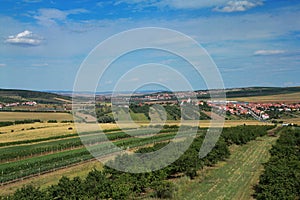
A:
[[1, 89, 300, 123]]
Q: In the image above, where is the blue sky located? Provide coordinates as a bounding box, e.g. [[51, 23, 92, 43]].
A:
[[0, 0, 300, 91]]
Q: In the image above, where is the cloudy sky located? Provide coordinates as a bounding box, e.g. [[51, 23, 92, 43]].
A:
[[0, 0, 299, 91]]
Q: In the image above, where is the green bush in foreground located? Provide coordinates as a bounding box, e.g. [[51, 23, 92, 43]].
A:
[[254, 128, 300, 200]]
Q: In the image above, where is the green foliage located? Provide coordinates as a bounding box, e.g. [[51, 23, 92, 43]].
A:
[[0, 127, 180, 183], [97, 115, 115, 123], [47, 176, 85, 199], [0, 119, 41, 128], [0, 121, 14, 127], [221, 125, 273, 145], [61, 120, 74, 123], [152, 181, 177, 199], [95, 104, 112, 116], [4, 125, 272, 199], [9, 185, 45, 200], [0, 89, 71, 104], [254, 128, 300, 200], [224, 86, 300, 98], [130, 104, 150, 119], [164, 105, 181, 120]]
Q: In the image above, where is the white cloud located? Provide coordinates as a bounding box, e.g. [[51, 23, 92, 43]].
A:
[[114, 0, 263, 10], [157, 0, 229, 9], [214, 0, 263, 12], [254, 50, 285, 56], [0, 63, 6, 67], [34, 8, 88, 26], [115, 0, 229, 9], [5, 30, 43, 46]]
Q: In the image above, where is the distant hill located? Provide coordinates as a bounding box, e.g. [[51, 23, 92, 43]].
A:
[[224, 86, 300, 98], [1, 86, 299, 104], [194, 86, 300, 99], [0, 89, 71, 104]]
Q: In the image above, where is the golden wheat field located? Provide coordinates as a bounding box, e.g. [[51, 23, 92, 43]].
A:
[[0, 112, 73, 122], [0, 123, 76, 143]]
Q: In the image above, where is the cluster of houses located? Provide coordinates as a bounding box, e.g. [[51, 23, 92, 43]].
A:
[[0, 101, 37, 109], [207, 101, 300, 120]]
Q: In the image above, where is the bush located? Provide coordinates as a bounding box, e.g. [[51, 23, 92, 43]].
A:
[[97, 115, 115, 123], [152, 181, 177, 199], [15, 119, 41, 124], [0, 121, 14, 127], [11, 185, 45, 200], [47, 120, 57, 123]]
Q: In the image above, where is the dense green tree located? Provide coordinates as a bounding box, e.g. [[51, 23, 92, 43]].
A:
[[254, 128, 300, 200], [10, 185, 45, 200]]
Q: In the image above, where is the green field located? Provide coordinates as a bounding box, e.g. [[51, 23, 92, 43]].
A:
[[174, 135, 278, 200]]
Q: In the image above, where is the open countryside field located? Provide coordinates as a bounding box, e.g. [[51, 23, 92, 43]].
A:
[[282, 117, 300, 125], [227, 91, 300, 103], [0, 123, 76, 143], [0, 122, 138, 143], [0, 112, 73, 122], [173, 135, 278, 200], [108, 120, 269, 129], [0, 120, 272, 144]]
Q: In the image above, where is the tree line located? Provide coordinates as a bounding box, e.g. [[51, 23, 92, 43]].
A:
[[254, 127, 300, 200]]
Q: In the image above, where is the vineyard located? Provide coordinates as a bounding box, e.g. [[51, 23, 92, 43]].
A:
[[0, 125, 204, 185], [0, 124, 278, 199]]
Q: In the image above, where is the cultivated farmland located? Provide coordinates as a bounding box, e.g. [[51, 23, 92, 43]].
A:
[[0, 112, 73, 122]]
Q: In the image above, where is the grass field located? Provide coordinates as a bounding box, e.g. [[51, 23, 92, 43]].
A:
[[227, 92, 300, 103], [173, 135, 278, 200], [0, 112, 73, 122]]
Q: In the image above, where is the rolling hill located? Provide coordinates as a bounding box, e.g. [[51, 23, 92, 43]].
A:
[[0, 89, 71, 104]]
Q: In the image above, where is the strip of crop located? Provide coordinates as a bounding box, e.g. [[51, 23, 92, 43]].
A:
[[0, 128, 181, 162], [0, 127, 135, 147], [0, 128, 196, 183]]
